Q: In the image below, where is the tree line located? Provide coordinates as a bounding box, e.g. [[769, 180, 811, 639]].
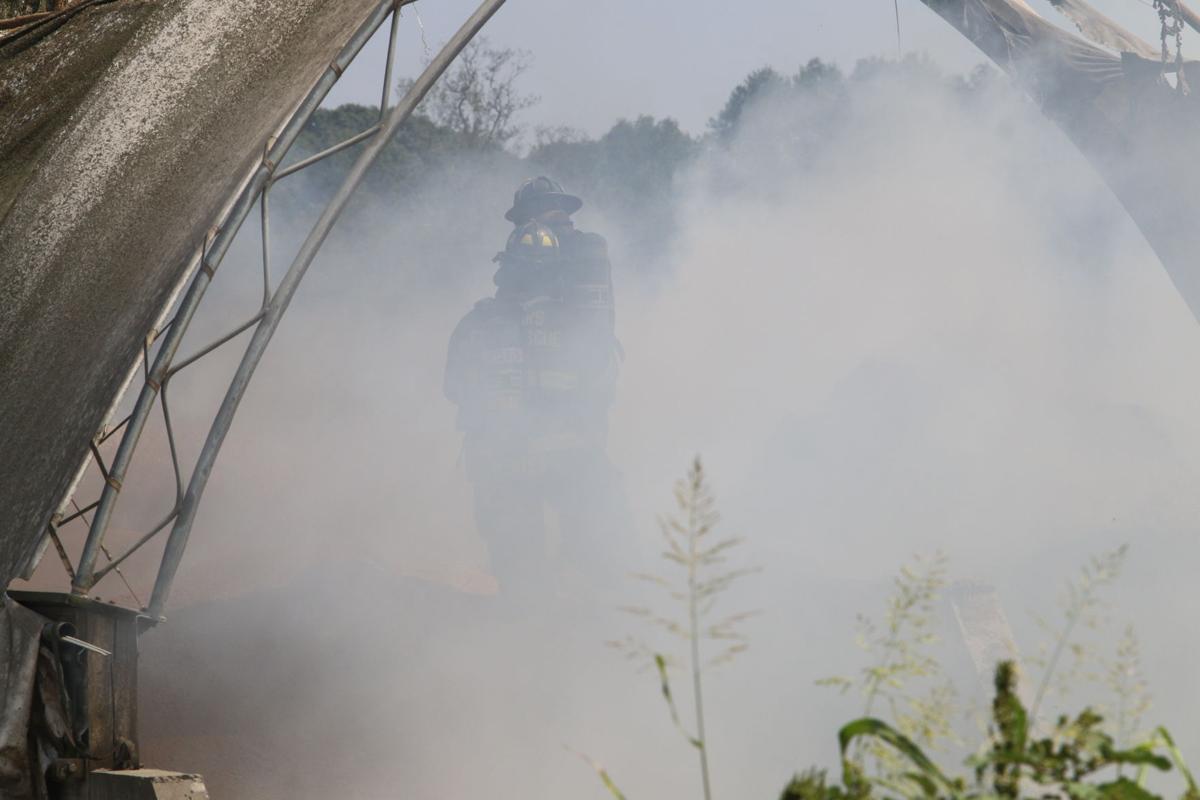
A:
[[280, 41, 1000, 269]]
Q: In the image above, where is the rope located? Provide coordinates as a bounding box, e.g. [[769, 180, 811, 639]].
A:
[[1154, 0, 1190, 93], [893, 0, 903, 58], [0, 0, 116, 49]]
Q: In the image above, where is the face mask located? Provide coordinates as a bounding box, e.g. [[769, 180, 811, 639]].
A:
[[536, 209, 572, 227]]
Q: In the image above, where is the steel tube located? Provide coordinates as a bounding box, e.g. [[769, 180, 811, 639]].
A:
[[98, 414, 132, 444], [167, 310, 266, 377], [261, 190, 272, 305], [273, 124, 382, 181], [91, 510, 179, 583], [72, 0, 411, 593], [58, 500, 100, 527], [147, 0, 509, 620], [380, 1, 402, 114]]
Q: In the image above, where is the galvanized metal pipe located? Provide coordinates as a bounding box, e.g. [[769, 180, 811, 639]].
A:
[[147, 0, 509, 620], [272, 123, 381, 181], [380, 1, 402, 114], [72, 0, 412, 593]]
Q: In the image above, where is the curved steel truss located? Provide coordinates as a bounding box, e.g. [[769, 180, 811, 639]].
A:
[[36, 0, 506, 621]]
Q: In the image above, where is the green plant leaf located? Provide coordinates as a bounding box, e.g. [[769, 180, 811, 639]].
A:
[[655, 653, 702, 749], [569, 747, 629, 800], [1152, 727, 1198, 794], [1094, 777, 1163, 800], [837, 717, 958, 793], [1107, 746, 1172, 772]]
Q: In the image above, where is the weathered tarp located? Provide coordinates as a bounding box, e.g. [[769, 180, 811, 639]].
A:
[[1046, 0, 1160, 59], [917, 0, 1200, 317], [0, 596, 52, 800], [0, 0, 382, 590]]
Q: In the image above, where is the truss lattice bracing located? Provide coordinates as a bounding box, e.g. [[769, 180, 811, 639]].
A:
[[41, 0, 506, 621]]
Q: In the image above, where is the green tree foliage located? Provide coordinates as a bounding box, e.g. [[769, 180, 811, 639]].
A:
[[530, 115, 698, 268], [281, 53, 1001, 274], [709, 66, 788, 143], [283, 103, 493, 211], [849, 52, 944, 85], [707, 59, 852, 143], [795, 58, 847, 93], [707, 59, 845, 148]]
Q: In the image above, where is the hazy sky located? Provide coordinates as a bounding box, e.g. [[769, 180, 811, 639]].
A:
[[327, 0, 1169, 136]]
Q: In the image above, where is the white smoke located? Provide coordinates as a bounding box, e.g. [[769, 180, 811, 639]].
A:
[[28, 55, 1200, 800]]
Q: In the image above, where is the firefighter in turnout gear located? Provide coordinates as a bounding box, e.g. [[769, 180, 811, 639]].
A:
[[444, 177, 630, 600]]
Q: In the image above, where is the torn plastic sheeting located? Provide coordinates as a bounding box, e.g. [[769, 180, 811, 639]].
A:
[[1047, 0, 1161, 59], [917, 0, 1200, 325], [0, 596, 53, 800]]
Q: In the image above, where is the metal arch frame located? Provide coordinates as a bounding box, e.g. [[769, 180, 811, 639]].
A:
[[50, 0, 507, 621]]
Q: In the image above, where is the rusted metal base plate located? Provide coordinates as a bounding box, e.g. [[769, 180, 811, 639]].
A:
[[90, 770, 209, 800]]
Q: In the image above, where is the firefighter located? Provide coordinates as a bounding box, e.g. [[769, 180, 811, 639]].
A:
[[444, 177, 630, 600]]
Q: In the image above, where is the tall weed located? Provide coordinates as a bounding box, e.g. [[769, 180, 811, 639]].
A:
[[603, 457, 758, 800]]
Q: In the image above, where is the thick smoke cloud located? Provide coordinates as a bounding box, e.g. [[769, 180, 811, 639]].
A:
[[21, 56, 1200, 799]]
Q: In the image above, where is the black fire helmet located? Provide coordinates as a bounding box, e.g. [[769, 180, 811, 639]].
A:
[[504, 176, 583, 223]]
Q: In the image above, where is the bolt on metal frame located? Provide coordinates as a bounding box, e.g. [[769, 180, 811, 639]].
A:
[[43, 0, 507, 621]]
